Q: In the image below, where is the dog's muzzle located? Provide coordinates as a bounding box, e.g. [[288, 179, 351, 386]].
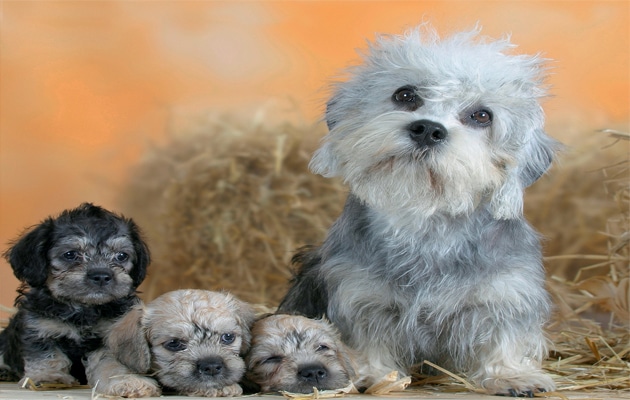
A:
[[87, 268, 113, 287], [197, 357, 225, 377], [408, 119, 448, 147], [298, 363, 328, 384]]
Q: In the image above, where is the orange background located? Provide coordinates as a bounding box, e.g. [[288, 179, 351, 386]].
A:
[[1, 1, 628, 316]]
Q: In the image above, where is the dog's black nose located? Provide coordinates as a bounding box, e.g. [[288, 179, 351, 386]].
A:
[[298, 363, 328, 383], [197, 357, 225, 377], [87, 269, 113, 287], [408, 119, 448, 146]]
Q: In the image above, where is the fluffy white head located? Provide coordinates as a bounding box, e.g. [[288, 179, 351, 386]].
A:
[[311, 25, 559, 220]]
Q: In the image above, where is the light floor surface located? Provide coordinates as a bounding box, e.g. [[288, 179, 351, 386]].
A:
[[0, 383, 628, 400]]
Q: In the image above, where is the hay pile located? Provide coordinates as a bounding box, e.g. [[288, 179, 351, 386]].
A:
[[121, 116, 346, 305], [541, 130, 629, 394], [121, 119, 628, 395]]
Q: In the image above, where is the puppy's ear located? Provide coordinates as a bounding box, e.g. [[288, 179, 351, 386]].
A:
[[322, 321, 358, 382], [126, 219, 151, 288], [491, 127, 560, 220], [106, 303, 152, 373], [232, 299, 257, 355], [4, 219, 54, 287], [337, 343, 359, 382]]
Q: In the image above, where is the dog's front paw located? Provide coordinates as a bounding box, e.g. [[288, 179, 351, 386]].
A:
[[0, 367, 20, 382], [481, 373, 555, 398], [496, 388, 546, 398], [187, 383, 243, 397], [95, 375, 161, 398], [18, 372, 77, 387]]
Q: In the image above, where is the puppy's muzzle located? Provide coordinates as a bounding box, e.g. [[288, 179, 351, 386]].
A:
[[298, 363, 328, 384], [197, 357, 225, 377], [86, 268, 113, 287], [408, 119, 448, 147]]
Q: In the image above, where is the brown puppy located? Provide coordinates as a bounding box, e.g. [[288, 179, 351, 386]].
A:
[[86, 289, 255, 397], [245, 314, 358, 394]]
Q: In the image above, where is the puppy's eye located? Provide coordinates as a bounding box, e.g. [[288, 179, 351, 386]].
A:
[[470, 110, 492, 126], [262, 355, 283, 364], [392, 86, 421, 111], [316, 344, 330, 352], [63, 251, 78, 261], [163, 339, 187, 352], [115, 252, 129, 262], [220, 333, 235, 345]]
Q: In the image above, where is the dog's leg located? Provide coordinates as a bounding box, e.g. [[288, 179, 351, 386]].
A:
[[85, 349, 161, 398], [470, 328, 554, 397], [0, 360, 20, 382], [19, 347, 76, 386], [352, 344, 404, 389], [446, 306, 554, 397]]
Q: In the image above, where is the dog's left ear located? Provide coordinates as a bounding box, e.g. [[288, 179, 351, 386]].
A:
[[491, 127, 559, 220], [4, 218, 55, 287], [338, 344, 359, 383], [519, 128, 559, 187], [125, 219, 151, 288]]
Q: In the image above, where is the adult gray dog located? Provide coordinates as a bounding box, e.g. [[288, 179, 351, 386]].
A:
[[278, 24, 560, 398]]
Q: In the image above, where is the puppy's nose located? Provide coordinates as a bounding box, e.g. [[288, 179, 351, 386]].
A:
[[298, 363, 328, 383], [197, 357, 225, 377], [87, 269, 113, 287], [408, 119, 448, 147]]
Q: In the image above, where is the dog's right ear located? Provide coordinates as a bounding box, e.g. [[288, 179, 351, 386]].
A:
[[106, 303, 152, 373], [125, 219, 151, 288], [310, 98, 343, 178], [4, 219, 54, 287]]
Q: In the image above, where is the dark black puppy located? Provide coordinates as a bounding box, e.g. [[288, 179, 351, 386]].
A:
[[0, 203, 150, 386]]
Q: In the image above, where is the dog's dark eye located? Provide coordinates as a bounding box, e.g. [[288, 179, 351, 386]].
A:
[[62, 251, 78, 261], [163, 339, 187, 352], [316, 344, 330, 352], [262, 355, 283, 364], [220, 333, 235, 345], [470, 110, 492, 126], [392, 86, 421, 111], [115, 252, 129, 262]]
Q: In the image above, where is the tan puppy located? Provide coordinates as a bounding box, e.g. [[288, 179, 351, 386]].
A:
[[245, 314, 358, 393], [86, 289, 255, 397]]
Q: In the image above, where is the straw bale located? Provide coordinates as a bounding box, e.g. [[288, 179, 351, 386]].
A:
[[525, 130, 628, 280], [121, 116, 346, 305]]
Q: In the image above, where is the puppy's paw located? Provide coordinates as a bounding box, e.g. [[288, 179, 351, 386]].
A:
[[0, 367, 21, 382], [18, 372, 77, 387], [219, 383, 244, 397], [95, 375, 161, 398], [481, 373, 555, 397], [187, 383, 243, 397]]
